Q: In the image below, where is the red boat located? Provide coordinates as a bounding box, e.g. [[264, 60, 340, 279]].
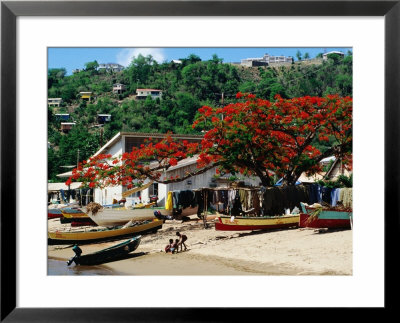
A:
[[215, 215, 300, 231], [48, 208, 63, 219]]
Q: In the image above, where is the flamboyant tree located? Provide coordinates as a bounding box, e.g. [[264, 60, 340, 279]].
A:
[[66, 93, 352, 189]]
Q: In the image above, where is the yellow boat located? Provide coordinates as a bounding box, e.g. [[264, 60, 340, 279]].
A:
[[48, 219, 163, 245], [60, 208, 88, 218], [133, 202, 156, 209]]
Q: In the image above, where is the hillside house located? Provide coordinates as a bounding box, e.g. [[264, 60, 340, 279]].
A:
[[323, 51, 345, 60], [54, 114, 70, 121], [112, 83, 126, 94], [97, 114, 112, 124], [241, 53, 293, 67], [98, 63, 124, 72], [60, 122, 76, 133], [79, 91, 93, 102], [48, 98, 62, 107], [135, 89, 162, 100], [90, 132, 259, 207]]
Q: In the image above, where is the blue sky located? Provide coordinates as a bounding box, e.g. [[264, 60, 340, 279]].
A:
[[48, 47, 352, 75]]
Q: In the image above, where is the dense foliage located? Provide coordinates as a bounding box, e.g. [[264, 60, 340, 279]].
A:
[[48, 52, 352, 181]]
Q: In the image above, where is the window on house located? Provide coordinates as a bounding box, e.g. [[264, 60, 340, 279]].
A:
[[149, 183, 158, 196]]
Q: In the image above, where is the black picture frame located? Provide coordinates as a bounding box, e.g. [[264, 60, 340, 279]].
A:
[[1, 0, 398, 321]]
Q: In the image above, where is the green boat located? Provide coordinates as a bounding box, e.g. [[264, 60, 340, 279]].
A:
[[67, 235, 141, 266]]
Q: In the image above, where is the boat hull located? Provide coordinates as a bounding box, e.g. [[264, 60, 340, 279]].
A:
[[215, 215, 299, 231], [61, 208, 88, 218], [73, 236, 141, 266], [48, 219, 162, 245], [87, 208, 156, 227], [299, 203, 352, 228], [299, 212, 351, 229], [59, 217, 98, 227], [48, 209, 63, 219]]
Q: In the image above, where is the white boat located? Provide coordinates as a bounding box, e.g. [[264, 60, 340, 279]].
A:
[[86, 207, 157, 227]]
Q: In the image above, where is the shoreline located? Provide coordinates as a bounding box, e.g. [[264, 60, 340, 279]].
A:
[[48, 216, 352, 276]]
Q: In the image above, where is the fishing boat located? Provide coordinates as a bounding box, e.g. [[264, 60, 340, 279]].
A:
[[133, 202, 156, 209], [86, 207, 157, 227], [48, 208, 63, 219], [67, 236, 141, 266], [48, 204, 82, 219], [48, 219, 163, 244], [299, 202, 352, 229], [61, 208, 88, 218], [60, 217, 98, 227], [215, 214, 300, 231]]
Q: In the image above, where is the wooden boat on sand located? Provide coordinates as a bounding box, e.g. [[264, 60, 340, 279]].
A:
[[67, 236, 141, 266], [48, 219, 163, 245], [86, 207, 156, 227], [48, 204, 82, 219], [48, 208, 63, 219], [215, 214, 300, 231], [61, 208, 88, 218], [299, 202, 352, 229]]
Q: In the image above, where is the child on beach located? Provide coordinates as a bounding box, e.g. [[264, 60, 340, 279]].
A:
[[165, 239, 174, 253], [176, 232, 188, 252], [171, 239, 179, 254]]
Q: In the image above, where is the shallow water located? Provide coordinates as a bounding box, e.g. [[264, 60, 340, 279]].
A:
[[48, 258, 118, 275]]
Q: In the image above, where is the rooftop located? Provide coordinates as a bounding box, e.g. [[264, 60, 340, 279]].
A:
[[93, 131, 203, 157]]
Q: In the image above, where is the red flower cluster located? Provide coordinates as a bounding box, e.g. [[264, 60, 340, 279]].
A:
[[66, 93, 352, 188]]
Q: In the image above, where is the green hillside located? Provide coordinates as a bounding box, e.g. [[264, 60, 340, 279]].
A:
[[48, 52, 352, 181]]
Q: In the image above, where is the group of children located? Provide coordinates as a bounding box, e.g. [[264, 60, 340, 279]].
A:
[[165, 232, 188, 254]]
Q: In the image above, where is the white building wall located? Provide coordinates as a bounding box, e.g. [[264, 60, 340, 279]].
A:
[[93, 140, 123, 205]]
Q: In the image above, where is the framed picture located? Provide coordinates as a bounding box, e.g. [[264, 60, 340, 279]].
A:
[[1, 0, 397, 320]]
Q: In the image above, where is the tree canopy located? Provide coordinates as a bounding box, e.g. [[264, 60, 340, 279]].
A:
[[66, 93, 352, 188]]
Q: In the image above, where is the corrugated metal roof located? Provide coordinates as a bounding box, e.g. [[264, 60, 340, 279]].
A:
[[56, 170, 73, 178], [93, 132, 203, 157], [48, 182, 82, 191]]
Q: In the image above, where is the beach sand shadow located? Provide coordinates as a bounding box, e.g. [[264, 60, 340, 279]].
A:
[[90, 251, 149, 265], [235, 226, 299, 238]]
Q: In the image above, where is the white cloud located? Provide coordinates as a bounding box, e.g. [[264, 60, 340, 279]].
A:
[[116, 48, 166, 67]]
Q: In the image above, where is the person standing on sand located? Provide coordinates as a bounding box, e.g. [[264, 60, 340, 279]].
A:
[[176, 232, 188, 252]]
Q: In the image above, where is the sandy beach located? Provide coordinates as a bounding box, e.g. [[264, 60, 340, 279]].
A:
[[48, 215, 352, 276]]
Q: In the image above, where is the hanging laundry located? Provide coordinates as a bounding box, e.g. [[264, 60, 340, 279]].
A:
[[252, 191, 260, 215], [227, 190, 236, 209], [165, 191, 173, 211], [59, 189, 67, 203], [339, 188, 353, 208], [331, 188, 340, 207], [230, 191, 243, 216], [321, 186, 332, 204]]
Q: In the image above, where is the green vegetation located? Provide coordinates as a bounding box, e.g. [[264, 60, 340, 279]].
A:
[[316, 174, 353, 188], [48, 52, 352, 181]]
